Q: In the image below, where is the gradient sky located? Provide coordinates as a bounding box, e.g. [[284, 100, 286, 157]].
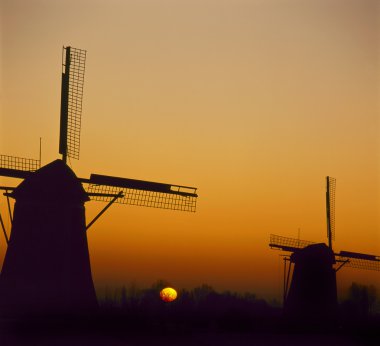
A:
[[1, 0, 379, 302]]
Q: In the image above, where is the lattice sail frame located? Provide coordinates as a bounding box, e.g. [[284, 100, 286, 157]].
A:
[[335, 254, 380, 271], [269, 234, 315, 252], [0, 155, 40, 172], [327, 176, 336, 241], [60, 46, 86, 160], [86, 183, 197, 212]]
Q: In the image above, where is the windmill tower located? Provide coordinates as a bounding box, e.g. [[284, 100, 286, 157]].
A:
[[0, 46, 198, 315], [269, 177, 380, 325]]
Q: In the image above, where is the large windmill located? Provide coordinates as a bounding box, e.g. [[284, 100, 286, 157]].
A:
[[0, 46, 198, 315], [269, 176, 379, 324]]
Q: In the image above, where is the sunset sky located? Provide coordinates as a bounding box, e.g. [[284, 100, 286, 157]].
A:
[[1, 0, 379, 302]]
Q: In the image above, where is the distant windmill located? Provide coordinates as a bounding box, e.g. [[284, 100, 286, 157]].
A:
[[0, 46, 198, 315], [269, 177, 379, 324]]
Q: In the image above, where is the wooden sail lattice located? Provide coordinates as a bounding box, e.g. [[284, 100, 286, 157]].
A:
[[0, 155, 40, 172], [327, 176, 336, 241], [60, 46, 86, 160], [85, 174, 197, 212], [269, 234, 315, 252], [336, 251, 380, 271]]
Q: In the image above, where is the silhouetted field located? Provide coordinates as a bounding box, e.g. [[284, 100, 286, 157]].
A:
[[1, 282, 379, 345]]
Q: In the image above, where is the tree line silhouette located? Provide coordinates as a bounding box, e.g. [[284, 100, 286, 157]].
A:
[[98, 280, 279, 334], [94, 280, 379, 334]]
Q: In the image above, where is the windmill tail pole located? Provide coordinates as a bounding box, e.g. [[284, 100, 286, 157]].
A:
[[6, 191, 13, 226], [285, 258, 292, 303], [0, 211, 9, 245]]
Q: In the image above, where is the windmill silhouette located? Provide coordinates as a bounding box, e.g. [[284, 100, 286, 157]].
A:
[[269, 176, 379, 325], [0, 46, 198, 315]]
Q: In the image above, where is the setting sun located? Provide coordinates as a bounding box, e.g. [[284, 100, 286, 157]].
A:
[[160, 287, 178, 302]]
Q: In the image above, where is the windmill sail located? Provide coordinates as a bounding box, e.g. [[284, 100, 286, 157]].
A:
[[269, 234, 316, 253], [0, 155, 40, 179], [84, 173, 198, 212], [336, 251, 380, 271], [326, 176, 336, 248], [59, 46, 86, 162]]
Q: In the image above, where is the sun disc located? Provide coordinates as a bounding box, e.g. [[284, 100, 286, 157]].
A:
[[160, 287, 178, 302]]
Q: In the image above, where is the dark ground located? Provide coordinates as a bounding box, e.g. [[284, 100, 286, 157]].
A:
[[1, 310, 379, 346]]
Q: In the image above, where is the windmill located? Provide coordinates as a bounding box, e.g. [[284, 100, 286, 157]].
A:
[[269, 176, 379, 324], [0, 46, 198, 315]]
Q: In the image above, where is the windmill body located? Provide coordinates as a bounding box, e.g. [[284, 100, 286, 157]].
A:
[[285, 243, 338, 325], [0, 160, 97, 314], [0, 46, 198, 315]]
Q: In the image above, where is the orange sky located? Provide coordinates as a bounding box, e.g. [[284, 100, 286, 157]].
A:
[[1, 0, 379, 301]]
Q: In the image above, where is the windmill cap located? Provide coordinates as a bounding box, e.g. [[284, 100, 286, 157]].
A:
[[291, 243, 336, 265], [11, 159, 89, 204]]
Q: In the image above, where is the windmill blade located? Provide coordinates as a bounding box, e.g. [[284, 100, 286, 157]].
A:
[[335, 250, 380, 271], [0, 168, 31, 180], [83, 173, 198, 212], [269, 234, 316, 252], [59, 46, 86, 162], [0, 155, 40, 179], [326, 176, 336, 248]]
